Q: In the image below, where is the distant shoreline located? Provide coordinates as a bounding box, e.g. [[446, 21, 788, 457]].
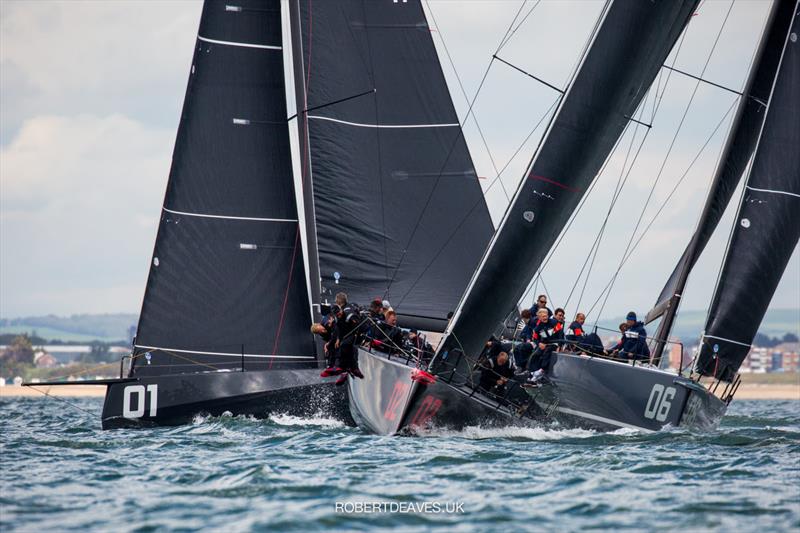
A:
[[1, 383, 797, 401]]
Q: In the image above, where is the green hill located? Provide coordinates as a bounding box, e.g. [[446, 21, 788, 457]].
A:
[[0, 313, 137, 343]]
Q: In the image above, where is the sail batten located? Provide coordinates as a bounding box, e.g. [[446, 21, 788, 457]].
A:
[[131, 0, 316, 376], [696, 1, 800, 381], [440, 0, 701, 358]]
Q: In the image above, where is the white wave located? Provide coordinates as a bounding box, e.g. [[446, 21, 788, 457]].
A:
[[268, 412, 345, 428], [419, 424, 598, 441]]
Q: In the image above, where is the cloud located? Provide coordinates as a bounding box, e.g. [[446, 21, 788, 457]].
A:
[[0, 0, 796, 320], [0, 114, 172, 316], [0, 0, 201, 145]]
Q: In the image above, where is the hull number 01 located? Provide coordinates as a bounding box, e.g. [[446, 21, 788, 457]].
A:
[[123, 384, 158, 419], [644, 384, 676, 422]]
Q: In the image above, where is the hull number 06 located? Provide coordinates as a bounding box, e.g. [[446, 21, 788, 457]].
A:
[[644, 384, 676, 422], [123, 384, 158, 419]]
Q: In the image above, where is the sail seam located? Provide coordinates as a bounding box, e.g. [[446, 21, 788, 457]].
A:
[[745, 185, 800, 198], [701, 335, 751, 348], [134, 345, 315, 359], [197, 35, 281, 50], [162, 207, 297, 223], [307, 115, 459, 129]]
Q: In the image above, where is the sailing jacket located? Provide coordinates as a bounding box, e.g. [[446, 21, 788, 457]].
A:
[[621, 321, 651, 360], [478, 355, 517, 390], [533, 318, 563, 346], [518, 319, 534, 343], [568, 321, 585, 337]]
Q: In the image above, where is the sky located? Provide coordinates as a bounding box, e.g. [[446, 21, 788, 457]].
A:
[[0, 0, 797, 325]]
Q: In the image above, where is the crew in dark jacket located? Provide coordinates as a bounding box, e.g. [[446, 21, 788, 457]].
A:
[[527, 307, 563, 383], [478, 351, 516, 396], [621, 311, 650, 361], [320, 304, 364, 383], [528, 294, 553, 321]]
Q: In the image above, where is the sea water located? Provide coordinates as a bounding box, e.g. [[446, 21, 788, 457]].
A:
[[1, 398, 798, 532]]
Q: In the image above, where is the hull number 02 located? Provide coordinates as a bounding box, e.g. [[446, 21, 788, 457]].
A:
[[644, 384, 676, 422], [123, 384, 158, 419]]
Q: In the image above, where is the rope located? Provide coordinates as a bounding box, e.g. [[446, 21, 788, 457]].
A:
[[586, 95, 740, 318], [394, 97, 560, 309], [593, 0, 736, 320], [383, 1, 533, 298], [26, 385, 101, 418], [425, 0, 511, 202]]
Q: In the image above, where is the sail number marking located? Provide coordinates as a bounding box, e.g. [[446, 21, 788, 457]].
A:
[[123, 384, 158, 419], [644, 384, 676, 422], [383, 381, 410, 421]]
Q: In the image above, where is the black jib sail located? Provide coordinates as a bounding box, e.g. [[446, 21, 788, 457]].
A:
[[289, 0, 494, 332], [441, 0, 700, 359], [696, 2, 800, 382], [646, 0, 797, 328], [131, 0, 316, 377]]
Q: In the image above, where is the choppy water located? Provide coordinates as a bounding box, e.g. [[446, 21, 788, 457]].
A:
[[1, 398, 798, 532]]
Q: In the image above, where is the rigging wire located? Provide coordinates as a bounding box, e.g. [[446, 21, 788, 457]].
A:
[[394, 97, 560, 308], [496, 0, 542, 53], [544, 22, 693, 316], [586, 95, 741, 319], [563, 88, 653, 312], [592, 0, 736, 321], [425, 0, 511, 202], [383, 1, 539, 298]]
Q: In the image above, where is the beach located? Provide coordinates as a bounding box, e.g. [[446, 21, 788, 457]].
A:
[[2, 380, 798, 400]]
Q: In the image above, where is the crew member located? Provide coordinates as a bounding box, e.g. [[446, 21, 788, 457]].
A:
[[326, 303, 365, 384], [529, 294, 553, 320], [621, 311, 650, 361], [606, 322, 628, 357], [527, 307, 562, 384], [478, 350, 516, 397], [568, 313, 586, 337]]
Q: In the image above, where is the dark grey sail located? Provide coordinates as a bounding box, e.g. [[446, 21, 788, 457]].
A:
[[646, 0, 797, 332], [440, 0, 700, 359], [696, 2, 800, 382], [289, 0, 494, 332], [131, 0, 316, 376]]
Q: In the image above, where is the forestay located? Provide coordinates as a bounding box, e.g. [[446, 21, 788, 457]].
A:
[[647, 0, 797, 326], [441, 0, 701, 359]]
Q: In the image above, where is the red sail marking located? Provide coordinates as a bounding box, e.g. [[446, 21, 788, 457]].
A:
[[383, 380, 411, 421], [409, 395, 443, 428], [529, 175, 581, 192]]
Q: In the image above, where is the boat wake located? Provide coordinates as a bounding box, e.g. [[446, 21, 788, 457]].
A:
[[417, 423, 600, 441], [268, 413, 346, 428]]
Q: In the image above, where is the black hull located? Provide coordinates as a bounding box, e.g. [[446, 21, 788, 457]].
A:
[[348, 348, 727, 435], [528, 352, 727, 432], [348, 347, 543, 435], [101, 369, 354, 429]]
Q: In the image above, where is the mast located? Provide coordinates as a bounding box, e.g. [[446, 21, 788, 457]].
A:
[[648, 0, 797, 365], [438, 0, 700, 360], [695, 0, 800, 382], [288, 0, 494, 332], [131, 0, 316, 376], [288, 0, 323, 321]]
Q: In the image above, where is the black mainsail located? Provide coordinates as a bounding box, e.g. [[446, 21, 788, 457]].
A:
[[440, 0, 700, 359], [289, 0, 494, 332], [646, 0, 796, 343], [131, 0, 316, 376], [696, 1, 800, 382]]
